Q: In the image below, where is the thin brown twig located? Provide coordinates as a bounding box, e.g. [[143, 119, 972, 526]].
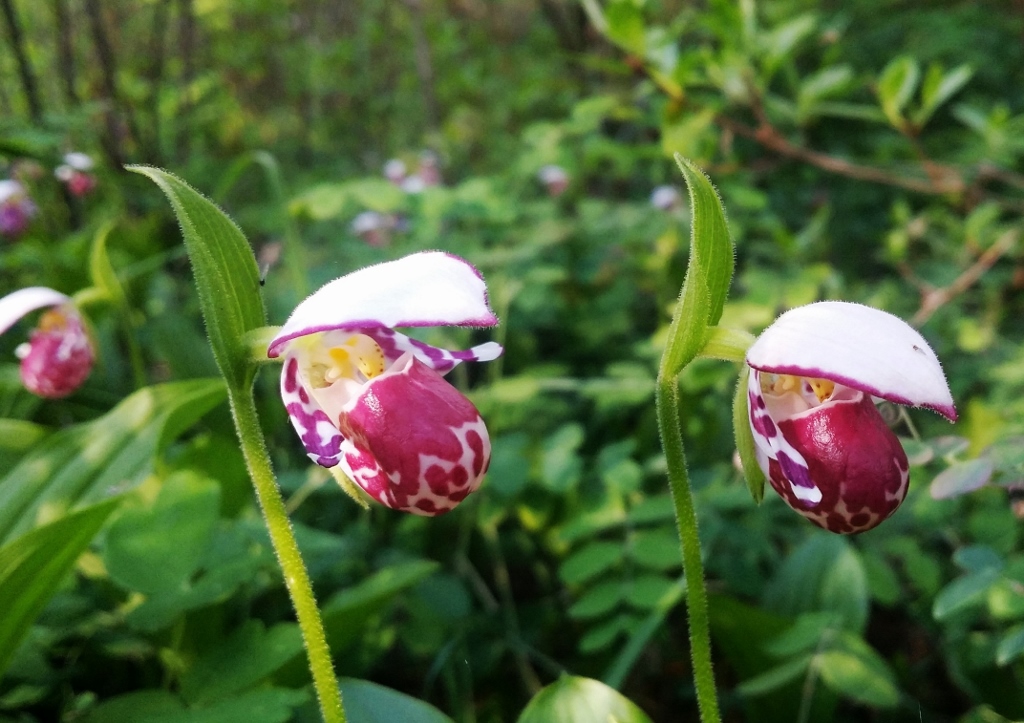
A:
[[715, 114, 964, 195], [911, 228, 1019, 326]]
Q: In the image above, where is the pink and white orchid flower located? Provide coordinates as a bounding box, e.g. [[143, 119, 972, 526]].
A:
[[746, 301, 956, 534], [0, 287, 94, 398], [54, 152, 97, 197], [268, 251, 502, 516]]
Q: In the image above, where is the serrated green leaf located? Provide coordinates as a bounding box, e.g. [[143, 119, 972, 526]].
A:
[[0, 380, 226, 546], [128, 166, 266, 392], [733, 365, 766, 504], [517, 676, 653, 723], [660, 157, 734, 378], [0, 498, 121, 676], [877, 56, 920, 129]]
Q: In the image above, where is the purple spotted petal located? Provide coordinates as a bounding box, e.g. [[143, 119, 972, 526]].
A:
[[268, 251, 499, 358], [747, 370, 821, 506], [280, 355, 343, 467], [746, 301, 956, 421], [359, 327, 502, 375]]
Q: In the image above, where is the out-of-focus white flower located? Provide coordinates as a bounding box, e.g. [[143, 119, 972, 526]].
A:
[[538, 165, 569, 197], [650, 185, 682, 211]]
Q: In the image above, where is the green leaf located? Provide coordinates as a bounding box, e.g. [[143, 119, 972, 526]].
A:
[[320, 560, 439, 653], [877, 56, 920, 130], [0, 380, 226, 546], [128, 166, 266, 392], [660, 156, 734, 378], [761, 14, 817, 78], [569, 581, 622, 619], [580, 615, 631, 653], [89, 221, 127, 306], [338, 678, 453, 723], [180, 621, 304, 704], [797, 65, 854, 121], [629, 528, 682, 571], [0, 497, 121, 676], [737, 654, 814, 697], [764, 535, 868, 633], [104, 470, 222, 596], [518, 676, 653, 723], [818, 634, 900, 708], [560, 541, 625, 586], [605, 0, 646, 55], [996, 624, 1024, 666], [929, 458, 994, 499], [933, 568, 1002, 620], [733, 365, 766, 504], [915, 63, 972, 126], [624, 574, 677, 609], [76, 689, 307, 723]]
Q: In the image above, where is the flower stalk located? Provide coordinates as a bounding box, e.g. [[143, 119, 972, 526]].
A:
[[655, 375, 721, 723], [229, 384, 346, 723]]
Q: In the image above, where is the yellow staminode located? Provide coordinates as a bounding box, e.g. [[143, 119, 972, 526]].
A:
[[326, 334, 386, 383], [807, 377, 835, 403], [763, 373, 835, 403]]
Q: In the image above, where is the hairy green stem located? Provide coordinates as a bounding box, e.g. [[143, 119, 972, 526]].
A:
[[655, 377, 721, 723], [229, 388, 345, 723]]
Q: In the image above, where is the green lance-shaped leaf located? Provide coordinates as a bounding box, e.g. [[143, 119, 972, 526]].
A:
[[0, 497, 121, 676], [660, 156, 735, 379], [733, 365, 767, 503], [89, 221, 127, 306], [877, 56, 920, 131], [517, 676, 654, 723], [0, 379, 226, 546], [128, 166, 267, 392]]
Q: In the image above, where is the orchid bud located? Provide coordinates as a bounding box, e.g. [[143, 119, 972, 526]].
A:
[[54, 152, 97, 197], [268, 252, 502, 515], [1, 287, 95, 398], [746, 301, 955, 533]]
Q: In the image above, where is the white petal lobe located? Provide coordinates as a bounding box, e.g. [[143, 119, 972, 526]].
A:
[[746, 301, 956, 420], [0, 287, 71, 337], [268, 251, 498, 357]]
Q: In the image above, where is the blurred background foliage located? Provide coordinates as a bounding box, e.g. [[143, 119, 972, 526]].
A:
[[2, 0, 1024, 721]]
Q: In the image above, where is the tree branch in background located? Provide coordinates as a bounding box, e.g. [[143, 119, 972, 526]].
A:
[[908, 229, 1018, 327], [52, 0, 79, 107], [1, 0, 44, 123]]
